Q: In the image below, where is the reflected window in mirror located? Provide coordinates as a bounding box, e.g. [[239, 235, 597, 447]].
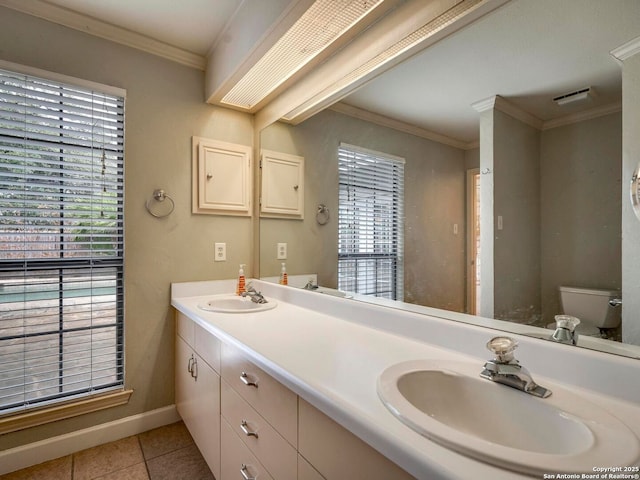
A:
[[338, 143, 405, 300]]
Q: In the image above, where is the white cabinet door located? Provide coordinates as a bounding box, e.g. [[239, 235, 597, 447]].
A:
[[261, 149, 304, 218], [192, 136, 252, 216], [175, 335, 221, 478]]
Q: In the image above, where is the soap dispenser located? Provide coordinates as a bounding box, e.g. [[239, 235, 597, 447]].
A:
[[236, 264, 246, 295], [279, 263, 288, 285]]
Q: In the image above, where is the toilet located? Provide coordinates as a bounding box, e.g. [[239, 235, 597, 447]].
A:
[[558, 286, 621, 336]]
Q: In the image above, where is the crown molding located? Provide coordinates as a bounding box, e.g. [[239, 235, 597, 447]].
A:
[[542, 102, 622, 130], [330, 102, 475, 150], [610, 35, 640, 62], [0, 0, 206, 70]]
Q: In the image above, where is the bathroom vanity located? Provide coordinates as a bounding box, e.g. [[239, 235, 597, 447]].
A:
[[171, 280, 640, 480]]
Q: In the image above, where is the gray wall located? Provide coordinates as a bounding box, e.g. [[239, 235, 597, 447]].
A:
[[622, 52, 640, 345], [492, 110, 541, 323], [260, 109, 468, 311], [0, 8, 254, 450], [540, 113, 622, 325]]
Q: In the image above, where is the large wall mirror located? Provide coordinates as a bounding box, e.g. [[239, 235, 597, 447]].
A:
[[258, 0, 640, 359]]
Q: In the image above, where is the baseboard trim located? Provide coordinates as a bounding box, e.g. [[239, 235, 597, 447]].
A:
[[0, 404, 180, 475]]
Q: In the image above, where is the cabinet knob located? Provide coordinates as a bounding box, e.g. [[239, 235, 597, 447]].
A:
[[293, 184, 299, 190], [206, 173, 213, 180]]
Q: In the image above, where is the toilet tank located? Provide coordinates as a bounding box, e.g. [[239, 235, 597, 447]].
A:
[[558, 286, 621, 329]]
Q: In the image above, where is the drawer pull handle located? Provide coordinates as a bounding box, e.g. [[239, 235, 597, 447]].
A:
[[240, 464, 256, 480], [187, 355, 194, 374], [191, 356, 198, 380], [240, 420, 259, 438], [240, 371, 258, 387]]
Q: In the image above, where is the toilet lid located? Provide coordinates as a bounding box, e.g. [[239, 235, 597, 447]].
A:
[[575, 323, 601, 337]]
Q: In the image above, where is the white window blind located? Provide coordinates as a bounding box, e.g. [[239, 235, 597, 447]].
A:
[[0, 65, 125, 415], [338, 143, 404, 300]]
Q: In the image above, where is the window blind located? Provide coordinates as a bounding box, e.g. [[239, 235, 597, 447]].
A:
[[0, 66, 125, 415], [338, 143, 404, 300]]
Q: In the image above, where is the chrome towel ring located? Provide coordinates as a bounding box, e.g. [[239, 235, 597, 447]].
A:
[[145, 189, 175, 218], [316, 204, 330, 225]]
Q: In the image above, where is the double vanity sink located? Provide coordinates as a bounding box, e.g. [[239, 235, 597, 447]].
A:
[[175, 280, 640, 479]]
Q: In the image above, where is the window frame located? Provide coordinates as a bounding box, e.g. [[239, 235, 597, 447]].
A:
[[0, 60, 126, 416], [337, 143, 404, 300]]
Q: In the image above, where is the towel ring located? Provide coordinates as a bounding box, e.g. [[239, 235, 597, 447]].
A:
[[145, 189, 175, 218], [316, 204, 330, 225]]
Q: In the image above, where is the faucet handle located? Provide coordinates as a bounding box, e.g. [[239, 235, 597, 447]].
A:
[[486, 336, 518, 363]]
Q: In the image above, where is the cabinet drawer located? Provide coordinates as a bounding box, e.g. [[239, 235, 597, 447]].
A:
[[298, 399, 416, 480], [221, 343, 297, 446], [221, 418, 274, 480], [221, 380, 297, 480], [176, 311, 194, 347], [194, 322, 221, 373]]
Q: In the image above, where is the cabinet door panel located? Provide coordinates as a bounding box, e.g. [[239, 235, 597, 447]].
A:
[[175, 336, 221, 479], [298, 399, 415, 480], [194, 321, 221, 373]]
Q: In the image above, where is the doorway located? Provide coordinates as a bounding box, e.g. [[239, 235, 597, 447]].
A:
[[466, 169, 480, 314]]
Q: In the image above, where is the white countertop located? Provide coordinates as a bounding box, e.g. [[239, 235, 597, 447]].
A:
[[171, 279, 640, 480]]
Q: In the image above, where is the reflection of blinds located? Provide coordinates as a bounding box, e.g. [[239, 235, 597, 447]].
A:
[[338, 143, 404, 300], [0, 65, 125, 414]]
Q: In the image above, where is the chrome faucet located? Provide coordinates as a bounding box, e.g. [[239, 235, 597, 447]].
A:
[[549, 315, 580, 346], [303, 278, 318, 290], [480, 336, 552, 398], [241, 284, 268, 304]]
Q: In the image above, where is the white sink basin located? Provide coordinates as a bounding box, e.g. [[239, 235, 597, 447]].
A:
[[378, 359, 640, 475], [198, 294, 277, 313]]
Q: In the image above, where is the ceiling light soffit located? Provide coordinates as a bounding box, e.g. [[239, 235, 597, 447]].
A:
[[219, 0, 387, 111]]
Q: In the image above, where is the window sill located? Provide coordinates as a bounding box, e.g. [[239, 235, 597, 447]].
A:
[[0, 389, 133, 435]]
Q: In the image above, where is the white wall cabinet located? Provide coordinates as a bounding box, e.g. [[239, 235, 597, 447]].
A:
[[261, 149, 304, 219], [175, 311, 416, 480], [192, 136, 252, 216]]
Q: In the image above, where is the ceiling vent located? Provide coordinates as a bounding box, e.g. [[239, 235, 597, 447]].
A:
[[553, 87, 593, 106]]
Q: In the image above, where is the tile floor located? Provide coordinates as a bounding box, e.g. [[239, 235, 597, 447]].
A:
[[0, 421, 214, 480]]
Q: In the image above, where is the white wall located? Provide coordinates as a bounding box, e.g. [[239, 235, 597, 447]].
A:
[[0, 7, 254, 450]]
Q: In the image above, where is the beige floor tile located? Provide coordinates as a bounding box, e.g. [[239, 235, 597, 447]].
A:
[[0, 455, 72, 480], [73, 435, 144, 480], [93, 462, 149, 480], [138, 421, 194, 460], [146, 444, 214, 480]]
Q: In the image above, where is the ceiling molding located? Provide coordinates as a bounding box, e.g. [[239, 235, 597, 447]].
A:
[[470, 95, 496, 113], [542, 102, 622, 131], [610, 35, 640, 61], [472, 95, 543, 129], [0, 0, 206, 70], [330, 102, 474, 150]]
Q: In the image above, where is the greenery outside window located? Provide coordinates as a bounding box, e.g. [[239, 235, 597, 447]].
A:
[[0, 64, 125, 416]]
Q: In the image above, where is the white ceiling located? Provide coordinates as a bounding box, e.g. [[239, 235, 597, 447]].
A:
[[19, 0, 640, 145], [45, 0, 243, 55], [342, 0, 640, 144]]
